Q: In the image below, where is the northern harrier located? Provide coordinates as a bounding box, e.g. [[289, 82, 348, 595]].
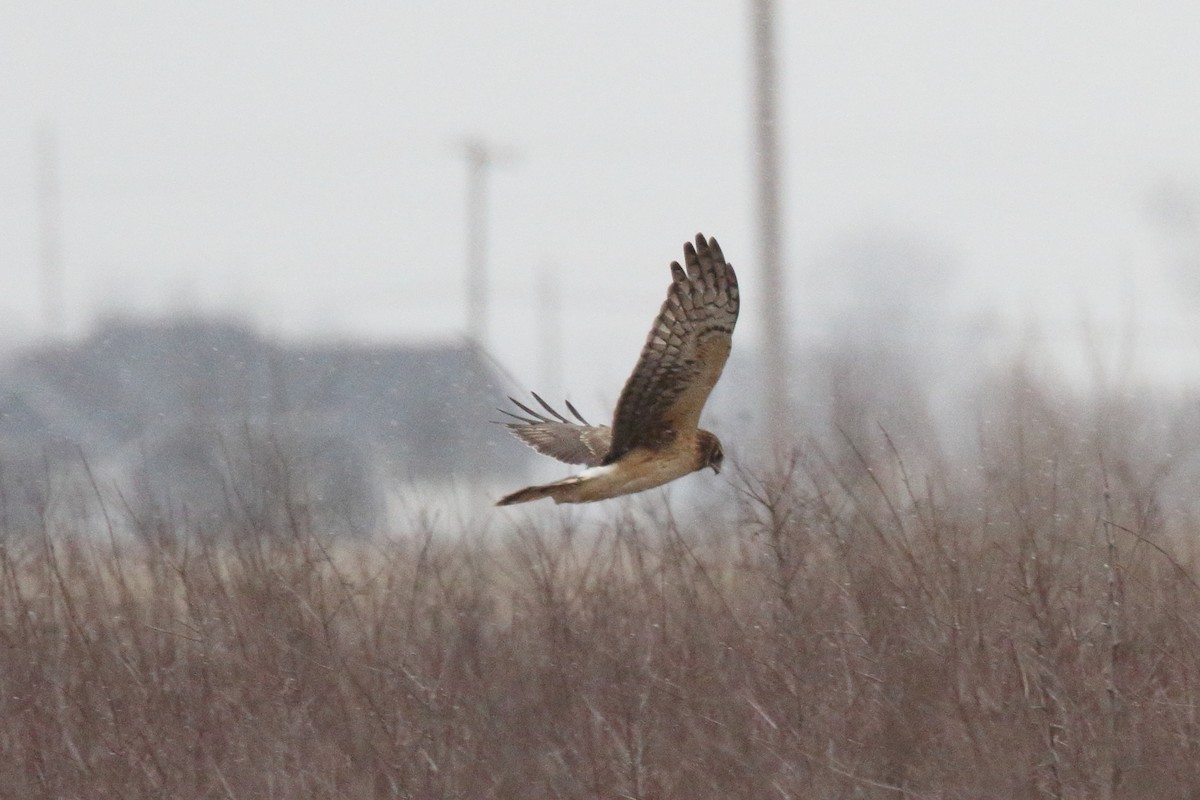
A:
[[496, 233, 739, 505]]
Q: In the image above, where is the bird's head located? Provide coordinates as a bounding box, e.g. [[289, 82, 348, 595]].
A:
[[697, 430, 724, 474]]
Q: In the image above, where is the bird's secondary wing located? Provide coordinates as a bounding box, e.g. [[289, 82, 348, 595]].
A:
[[498, 393, 612, 467]]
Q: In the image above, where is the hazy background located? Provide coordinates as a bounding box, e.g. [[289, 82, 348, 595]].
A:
[[8, 8, 1200, 792], [4, 0, 1200, 408]]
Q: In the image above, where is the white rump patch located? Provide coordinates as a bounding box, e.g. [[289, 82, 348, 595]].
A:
[[577, 464, 618, 481]]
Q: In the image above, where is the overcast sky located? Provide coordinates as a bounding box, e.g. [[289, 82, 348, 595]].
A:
[[4, 1, 1200, 402]]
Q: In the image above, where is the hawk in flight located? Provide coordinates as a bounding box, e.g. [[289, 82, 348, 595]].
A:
[[496, 233, 739, 505]]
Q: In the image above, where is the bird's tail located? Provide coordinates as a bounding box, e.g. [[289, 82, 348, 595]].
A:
[[495, 475, 583, 506]]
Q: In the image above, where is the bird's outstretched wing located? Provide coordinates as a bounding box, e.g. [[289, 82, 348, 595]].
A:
[[603, 234, 739, 464], [498, 393, 612, 467]]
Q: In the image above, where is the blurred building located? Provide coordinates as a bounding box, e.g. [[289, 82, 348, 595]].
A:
[[0, 318, 531, 536]]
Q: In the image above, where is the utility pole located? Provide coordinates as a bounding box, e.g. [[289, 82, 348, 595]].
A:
[[461, 139, 514, 349], [37, 124, 64, 337], [538, 265, 563, 395], [752, 0, 790, 451]]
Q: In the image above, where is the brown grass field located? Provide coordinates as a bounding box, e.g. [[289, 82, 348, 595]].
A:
[[3, 374, 1200, 799]]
